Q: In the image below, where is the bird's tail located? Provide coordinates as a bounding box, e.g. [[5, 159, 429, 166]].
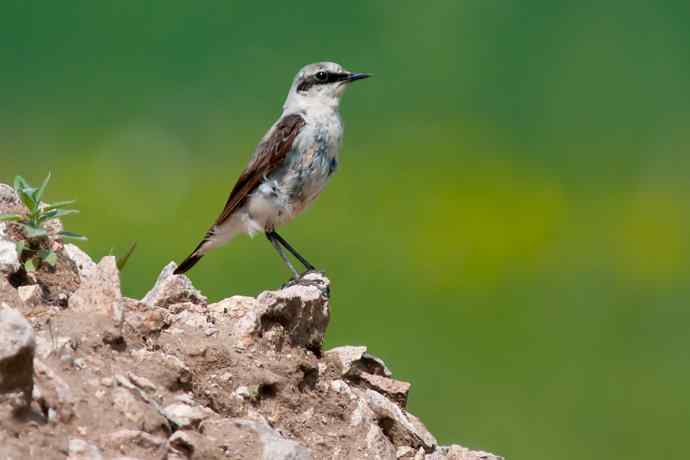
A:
[[174, 235, 210, 275], [174, 251, 203, 275]]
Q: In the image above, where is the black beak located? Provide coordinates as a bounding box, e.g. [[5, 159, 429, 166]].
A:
[[345, 72, 371, 82]]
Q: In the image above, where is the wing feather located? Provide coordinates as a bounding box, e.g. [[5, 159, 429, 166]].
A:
[[214, 113, 305, 225]]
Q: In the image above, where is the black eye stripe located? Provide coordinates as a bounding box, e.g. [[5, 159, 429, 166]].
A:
[[297, 72, 348, 92]]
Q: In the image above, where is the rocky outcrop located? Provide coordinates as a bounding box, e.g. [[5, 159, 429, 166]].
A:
[[0, 182, 503, 460]]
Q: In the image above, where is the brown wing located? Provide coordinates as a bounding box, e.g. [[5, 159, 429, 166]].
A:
[[173, 113, 305, 275], [214, 113, 305, 225]]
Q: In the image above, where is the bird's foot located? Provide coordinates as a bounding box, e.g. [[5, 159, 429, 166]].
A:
[[280, 270, 329, 295]]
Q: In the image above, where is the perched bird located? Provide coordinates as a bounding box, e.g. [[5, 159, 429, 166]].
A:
[[174, 62, 370, 278]]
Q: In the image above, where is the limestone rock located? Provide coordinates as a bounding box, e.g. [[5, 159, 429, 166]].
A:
[[142, 262, 207, 309], [0, 239, 20, 275], [68, 256, 124, 344], [237, 419, 313, 460], [0, 277, 25, 311], [325, 345, 392, 378], [17, 284, 43, 307], [359, 372, 411, 408], [0, 183, 24, 213], [64, 243, 97, 279], [67, 439, 104, 460], [34, 359, 75, 422], [359, 389, 437, 452], [162, 402, 216, 429], [209, 272, 330, 352], [0, 303, 35, 401], [426, 445, 504, 460]]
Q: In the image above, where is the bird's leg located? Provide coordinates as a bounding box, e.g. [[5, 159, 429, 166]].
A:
[[270, 231, 316, 271], [265, 232, 301, 280]]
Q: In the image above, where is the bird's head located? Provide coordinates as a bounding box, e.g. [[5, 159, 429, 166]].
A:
[[284, 62, 370, 112]]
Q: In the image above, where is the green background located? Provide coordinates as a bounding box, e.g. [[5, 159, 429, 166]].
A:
[[2, 2, 689, 458]]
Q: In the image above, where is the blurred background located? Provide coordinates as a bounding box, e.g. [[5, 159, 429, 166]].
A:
[[2, 2, 689, 458]]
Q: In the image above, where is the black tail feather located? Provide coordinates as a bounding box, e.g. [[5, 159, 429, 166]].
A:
[[174, 253, 203, 275]]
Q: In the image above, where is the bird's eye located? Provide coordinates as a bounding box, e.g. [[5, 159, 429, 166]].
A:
[[315, 71, 328, 82]]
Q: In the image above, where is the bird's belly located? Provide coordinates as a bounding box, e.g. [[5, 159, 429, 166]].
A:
[[245, 119, 341, 233]]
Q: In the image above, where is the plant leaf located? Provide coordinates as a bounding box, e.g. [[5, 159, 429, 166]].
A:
[[19, 223, 48, 239], [13, 175, 29, 193], [58, 230, 88, 241], [34, 172, 51, 204], [17, 188, 36, 211], [116, 241, 138, 271], [39, 249, 57, 267], [24, 258, 36, 273], [44, 200, 76, 210], [39, 209, 79, 223], [0, 213, 23, 222], [15, 240, 25, 255]]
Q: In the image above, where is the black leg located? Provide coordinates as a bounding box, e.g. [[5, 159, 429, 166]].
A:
[[265, 232, 301, 279], [270, 231, 316, 271]]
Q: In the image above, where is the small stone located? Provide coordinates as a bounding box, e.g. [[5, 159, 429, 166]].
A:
[[0, 303, 35, 402], [235, 419, 313, 460], [127, 372, 158, 392], [359, 372, 412, 407], [141, 262, 207, 308], [364, 423, 397, 459], [0, 239, 20, 275], [34, 359, 75, 422], [162, 402, 215, 429], [17, 284, 43, 307], [359, 389, 437, 452], [325, 345, 392, 378], [167, 430, 204, 458], [63, 243, 97, 280], [106, 429, 166, 449], [433, 445, 504, 460], [67, 439, 104, 460], [68, 256, 125, 344], [397, 446, 416, 458]]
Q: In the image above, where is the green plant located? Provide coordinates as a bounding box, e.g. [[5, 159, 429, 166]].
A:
[[0, 173, 86, 272]]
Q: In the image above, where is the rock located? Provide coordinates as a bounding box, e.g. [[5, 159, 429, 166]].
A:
[[162, 402, 215, 429], [64, 243, 97, 279], [429, 445, 504, 460], [167, 430, 207, 459], [0, 239, 20, 275], [326, 346, 410, 406], [209, 272, 330, 352], [127, 372, 158, 393], [130, 349, 193, 391], [105, 429, 166, 449], [0, 303, 35, 402], [325, 345, 392, 378], [111, 386, 169, 435], [0, 183, 24, 213], [68, 256, 124, 345], [0, 277, 25, 311], [67, 439, 104, 460], [359, 389, 437, 452], [236, 419, 313, 460], [364, 423, 397, 459], [142, 262, 207, 308], [17, 284, 43, 307], [34, 359, 75, 422], [397, 446, 416, 458], [359, 372, 411, 408]]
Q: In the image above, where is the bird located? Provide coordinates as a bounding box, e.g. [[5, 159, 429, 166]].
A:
[[174, 62, 370, 279]]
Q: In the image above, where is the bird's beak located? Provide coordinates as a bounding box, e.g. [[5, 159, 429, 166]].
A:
[[345, 72, 371, 82]]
